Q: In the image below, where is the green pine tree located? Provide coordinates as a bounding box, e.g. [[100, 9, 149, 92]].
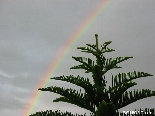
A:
[[30, 34, 155, 116]]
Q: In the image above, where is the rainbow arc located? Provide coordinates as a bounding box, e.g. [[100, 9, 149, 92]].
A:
[[22, 0, 113, 115]]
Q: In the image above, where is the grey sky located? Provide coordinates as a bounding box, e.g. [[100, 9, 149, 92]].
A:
[[0, 0, 155, 116]]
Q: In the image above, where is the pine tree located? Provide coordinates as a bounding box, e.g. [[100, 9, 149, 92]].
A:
[[30, 34, 155, 116]]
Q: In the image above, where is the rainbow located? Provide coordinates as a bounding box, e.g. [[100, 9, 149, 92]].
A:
[[22, 0, 114, 115]]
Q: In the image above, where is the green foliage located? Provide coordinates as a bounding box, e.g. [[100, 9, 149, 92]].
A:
[[29, 110, 89, 116], [30, 34, 155, 116]]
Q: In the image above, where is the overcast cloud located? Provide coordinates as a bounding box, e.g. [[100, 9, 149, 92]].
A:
[[0, 0, 155, 116]]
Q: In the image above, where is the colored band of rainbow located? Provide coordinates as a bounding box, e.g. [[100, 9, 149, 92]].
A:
[[22, 0, 113, 115]]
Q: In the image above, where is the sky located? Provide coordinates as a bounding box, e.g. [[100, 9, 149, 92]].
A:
[[0, 0, 155, 116]]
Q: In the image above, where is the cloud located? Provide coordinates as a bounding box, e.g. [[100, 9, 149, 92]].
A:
[[0, 95, 25, 110], [0, 70, 15, 78]]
